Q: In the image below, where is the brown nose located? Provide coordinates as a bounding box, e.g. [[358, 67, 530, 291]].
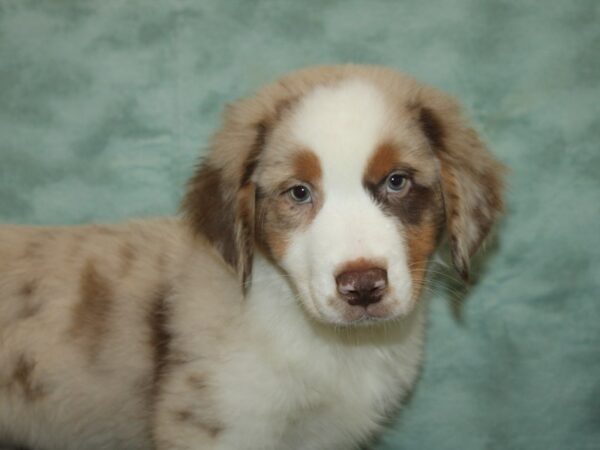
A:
[[335, 268, 388, 307]]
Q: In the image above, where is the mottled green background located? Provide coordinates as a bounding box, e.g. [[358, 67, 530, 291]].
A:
[[1, 1, 599, 449]]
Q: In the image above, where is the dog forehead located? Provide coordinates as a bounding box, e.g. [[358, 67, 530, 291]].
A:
[[289, 79, 389, 185]]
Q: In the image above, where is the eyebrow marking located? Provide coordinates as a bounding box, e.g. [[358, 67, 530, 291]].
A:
[[241, 121, 269, 188], [293, 149, 322, 184], [364, 142, 399, 186]]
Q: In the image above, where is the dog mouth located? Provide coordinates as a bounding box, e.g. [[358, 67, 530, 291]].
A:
[[308, 292, 406, 326], [339, 301, 398, 324], [303, 278, 412, 326]]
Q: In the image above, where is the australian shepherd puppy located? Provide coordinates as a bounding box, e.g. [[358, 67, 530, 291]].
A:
[[0, 65, 504, 450]]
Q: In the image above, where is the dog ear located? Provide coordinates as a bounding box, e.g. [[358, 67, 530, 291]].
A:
[[415, 91, 506, 281], [181, 80, 301, 289], [182, 111, 268, 290]]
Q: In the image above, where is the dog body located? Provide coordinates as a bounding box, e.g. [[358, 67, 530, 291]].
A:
[[0, 66, 504, 449]]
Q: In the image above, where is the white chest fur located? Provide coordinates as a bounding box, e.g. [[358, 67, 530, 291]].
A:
[[207, 254, 427, 450]]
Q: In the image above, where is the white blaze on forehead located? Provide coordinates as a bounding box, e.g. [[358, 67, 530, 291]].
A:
[[280, 79, 414, 323], [290, 79, 389, 186]]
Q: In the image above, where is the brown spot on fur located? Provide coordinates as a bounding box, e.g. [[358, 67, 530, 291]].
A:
[[173, 407, 223, 438], [149, 284, 171, 390], [187, 373, 208, 390], [176, 410, 193, 422], [293, 149, 322, 185], [12, 355, 46, 401], [17, 281, 41, 319], [19, 280, 38, 298], [204, 425, 223, 438], [365, 142, 399, 185], [70, 260, 113, 361]]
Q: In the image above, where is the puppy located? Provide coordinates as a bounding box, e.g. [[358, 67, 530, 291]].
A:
[[0, 65, 505, 450]]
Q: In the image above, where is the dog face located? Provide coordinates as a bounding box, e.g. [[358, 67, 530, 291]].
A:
[[183, 66, 504, 326]]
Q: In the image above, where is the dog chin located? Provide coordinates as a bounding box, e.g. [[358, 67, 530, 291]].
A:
[[308, 297, 409, 327]]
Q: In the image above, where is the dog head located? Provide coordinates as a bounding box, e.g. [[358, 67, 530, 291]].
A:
[[183, 65, 505, 326]]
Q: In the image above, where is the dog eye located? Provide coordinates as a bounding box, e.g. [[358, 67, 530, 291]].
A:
[[289, 185, 312, 204], [386, 172, 409, 193]]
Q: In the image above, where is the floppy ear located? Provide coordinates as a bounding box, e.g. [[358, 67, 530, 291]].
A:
[[415, 90, 506, 281], [181, 111, 269, 289], [181, 80, 302, 288]]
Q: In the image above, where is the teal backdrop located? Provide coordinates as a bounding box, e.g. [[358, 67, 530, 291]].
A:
[[1, 1, 599, 449]]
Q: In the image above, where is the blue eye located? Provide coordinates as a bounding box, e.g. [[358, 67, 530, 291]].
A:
[[386, 172, 409, 192], [289, 185, 312, 203]]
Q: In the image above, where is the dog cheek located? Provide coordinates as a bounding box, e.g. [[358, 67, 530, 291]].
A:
[[404, 220, 439, 299], [262, 224, 290, 261], [255, 197, 291, 261], [277, 231, 331, 319]]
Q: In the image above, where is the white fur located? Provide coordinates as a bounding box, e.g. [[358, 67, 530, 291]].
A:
[[284, 80, 413, 324]]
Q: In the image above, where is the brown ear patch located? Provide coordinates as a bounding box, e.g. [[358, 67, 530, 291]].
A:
[[236, 183, 256, 287], [241, 121, 268, 187], [439, 164, 469, 280], [182, 118, 270, 285], [415, 100, 505, 280], [418, 106, 445, 151], [183, 164, 238, 269]]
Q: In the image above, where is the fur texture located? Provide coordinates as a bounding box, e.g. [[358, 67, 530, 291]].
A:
[[0, 65, 505, 450]]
